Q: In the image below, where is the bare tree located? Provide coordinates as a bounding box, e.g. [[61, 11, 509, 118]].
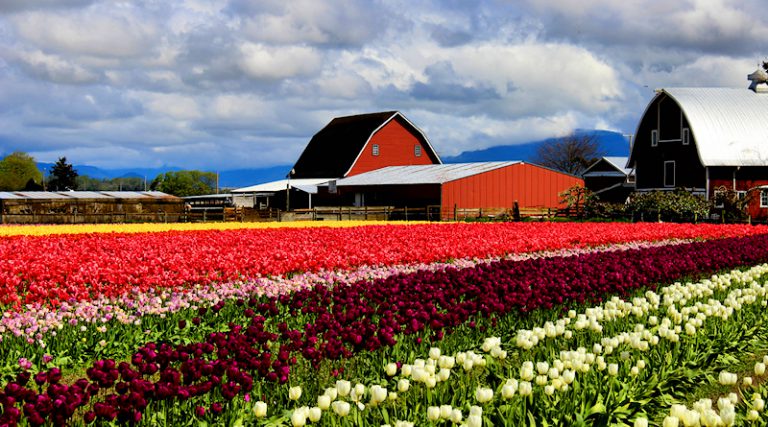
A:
[[534, 133, 604, 176]]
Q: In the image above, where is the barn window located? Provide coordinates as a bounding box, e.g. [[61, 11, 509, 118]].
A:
[[372, 144, 380, 156], [682, 128, 690, 145], [663, 161, 675, 187], [651, 130, 658, 147], [414, 144, 422, 157], [761, 191, 768, 208]]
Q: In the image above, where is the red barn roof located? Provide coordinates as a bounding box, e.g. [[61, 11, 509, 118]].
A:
[[290, 111, 441, 179]]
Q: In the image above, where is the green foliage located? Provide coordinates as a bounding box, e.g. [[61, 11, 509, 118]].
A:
[[47, 157, 79, 191], [626, 189, 710, 222], [150, 170, 216, 197], [77, 175, 147, 191], [559, 185, 592, 218], [711, 186, 752, 222], [0, 152, 42, 191]]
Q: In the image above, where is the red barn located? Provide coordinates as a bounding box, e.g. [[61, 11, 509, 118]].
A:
[[326, 162, 583, 219], [628, 70, 768, 219], [291, 111, 441, 179]]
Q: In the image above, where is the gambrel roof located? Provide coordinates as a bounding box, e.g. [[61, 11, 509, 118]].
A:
[[634, 88, 768, 167], [290, 111, 441, 178]]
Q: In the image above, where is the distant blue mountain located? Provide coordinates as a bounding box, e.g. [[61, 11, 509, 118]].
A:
[[442, 130, 630, 163], [32, 130, 629, 190], [37, 162, 291, 189]]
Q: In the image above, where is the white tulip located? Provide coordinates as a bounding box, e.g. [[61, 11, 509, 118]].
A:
[[290, 408, 307, 427], [634, 417, 648, 427], [308, 407, 322, 422], [336, 380, 351, 397], [385, 363, 398, 376], [289, 386, 302, 401], [332, 401, 350, 417], [397, 379, 410, 393], [254, 401, 268, 418], [440, 405, 452, 419], [427, 406, 440, 421], [317, 395, 331, 410], [429, 347, 441, 360]]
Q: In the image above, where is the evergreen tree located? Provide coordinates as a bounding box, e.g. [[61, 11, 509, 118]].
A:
[[48, 157, 79, 191]]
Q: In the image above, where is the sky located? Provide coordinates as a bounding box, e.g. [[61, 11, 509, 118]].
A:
[[0, 0, 766, 171]]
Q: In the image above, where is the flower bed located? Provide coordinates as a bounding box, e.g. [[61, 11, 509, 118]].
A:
[[4, 231, 768, 425], [0, 222, 763, 308]]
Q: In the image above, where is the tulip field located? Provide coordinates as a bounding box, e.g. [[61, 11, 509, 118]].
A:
[[4, 222, 768, 426]]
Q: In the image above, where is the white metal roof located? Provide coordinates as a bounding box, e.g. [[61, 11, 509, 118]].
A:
[[0, 191, 176, 200], [584, 156, 632, 177], [232, 178, 332, 194], [333, 162, 521, 186], [655, 88, 768, 166]]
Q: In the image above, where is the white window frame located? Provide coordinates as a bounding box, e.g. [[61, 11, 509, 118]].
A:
[[663, 160, 675, 187], [414, 144, 422, 157], [372, 144, 380, 156], [761, 190, 768, 208], [682, 128, 690, 145], [651, 130, 658, 147]]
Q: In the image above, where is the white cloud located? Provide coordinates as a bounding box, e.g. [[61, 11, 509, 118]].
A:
[[238, 43, 323, 81], [16, 49, 99, 83], [11, 4, 157, 58], [142, 93, 201, 121]]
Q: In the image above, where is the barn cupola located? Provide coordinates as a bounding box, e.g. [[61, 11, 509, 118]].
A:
[[748, 64, 768, 92]]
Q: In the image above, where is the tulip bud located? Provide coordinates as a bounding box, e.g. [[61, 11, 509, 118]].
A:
[[662, 416, 679, 427], [451, 409, 463, 423], [332, 400, 350, 417], [253, 401, 267, 418], [427, 406, 440, 421], [308, 407, 322, 423], [608, 364, 619, 376], [634, 417, 648, 427], [429, 347, 441, 360], [290, 408, 307, 427], [397, 379, 410, 393], [289, 386, 302, 401], [370, 385, 387, 404], [317, 395, 331, 410], [336, 380, 351, 397], [440, 405, 452, 419], [385, 363, 398, 377], [755, 362, 766, 376]]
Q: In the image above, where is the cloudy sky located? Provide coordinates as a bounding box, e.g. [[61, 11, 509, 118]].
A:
[[0, 0, 765, 171]]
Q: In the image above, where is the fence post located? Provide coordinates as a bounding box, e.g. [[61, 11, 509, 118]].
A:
[[454, 204, 457, 222], [405, 206, 408, 222], [722, 210, 725, 224]]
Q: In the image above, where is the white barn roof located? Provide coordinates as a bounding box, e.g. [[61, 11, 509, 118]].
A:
[[333, 162, 521, 186], [232, 178, 332, 194], [654, 88, 768, 166], [583, 156, 632, 177]]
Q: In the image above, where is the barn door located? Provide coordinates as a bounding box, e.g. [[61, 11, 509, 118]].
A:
[[354, 193, 365, 207]]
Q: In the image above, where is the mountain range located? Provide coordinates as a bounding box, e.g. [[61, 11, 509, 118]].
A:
[[40, 130, 630, 189]]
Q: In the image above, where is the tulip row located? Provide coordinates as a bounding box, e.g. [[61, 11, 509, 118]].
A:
[[5, 233, 768, 425], [295, 263, 768, 426], [0, 220, 398, 237], [0, 222, 764, 308], [0, 239, 683, 357]]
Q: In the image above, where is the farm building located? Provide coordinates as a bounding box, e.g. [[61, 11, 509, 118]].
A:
[[628, 69, 768, 219], [234, 111, 443, 210], [0, 191, 183, 224], [583, 156, 634, 203], [291, 111, 441, 179], [319, 162, 583, 220]]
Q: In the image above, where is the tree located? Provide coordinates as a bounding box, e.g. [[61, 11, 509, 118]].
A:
[[150, 170, 216, 197], [534, 133, 604, 176], [47, 157, 79, 191], [0, 152, 42, 191]]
